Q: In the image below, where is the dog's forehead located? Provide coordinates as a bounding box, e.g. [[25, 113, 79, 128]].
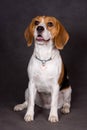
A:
[[34, 16, 57, 24], [33, 16, 44, 23]]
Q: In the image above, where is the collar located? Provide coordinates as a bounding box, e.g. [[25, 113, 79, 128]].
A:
[[35, 55, 52, 66], [35, 51, 58, 66]]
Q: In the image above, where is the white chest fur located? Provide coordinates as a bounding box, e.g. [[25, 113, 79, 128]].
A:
[[28, 49, 62, 93]]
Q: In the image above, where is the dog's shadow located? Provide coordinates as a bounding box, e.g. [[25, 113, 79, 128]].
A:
[[35, 105, 49, 120], [35, 105, 62, 121]]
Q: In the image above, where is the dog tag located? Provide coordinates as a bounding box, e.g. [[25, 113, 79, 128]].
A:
[[42, 60, 46, 66]]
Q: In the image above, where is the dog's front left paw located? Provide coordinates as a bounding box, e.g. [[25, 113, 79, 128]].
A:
[[24, 114, 34, 122], [48, 115, 59, 123]]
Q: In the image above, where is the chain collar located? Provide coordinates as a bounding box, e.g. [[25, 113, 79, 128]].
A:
[[35, 55, 52, 66]]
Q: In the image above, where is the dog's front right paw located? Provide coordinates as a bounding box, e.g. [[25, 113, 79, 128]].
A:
[[24, 114, 34, 122]]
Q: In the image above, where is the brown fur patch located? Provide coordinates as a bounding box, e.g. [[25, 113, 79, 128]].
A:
[[44, 16, 59, 39], [58, 63, 64, 85]]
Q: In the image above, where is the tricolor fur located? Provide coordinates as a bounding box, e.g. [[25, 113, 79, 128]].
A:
[[14, 16, 72, 123]]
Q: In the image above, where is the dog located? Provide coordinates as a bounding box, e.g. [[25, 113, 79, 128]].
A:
[[14, 16, 72, 123]]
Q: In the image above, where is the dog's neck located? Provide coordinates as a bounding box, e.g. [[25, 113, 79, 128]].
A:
[[34, 40, 57, 60]]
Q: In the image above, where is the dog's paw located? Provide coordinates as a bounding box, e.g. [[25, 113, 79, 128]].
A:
[[24, 114, 34, 122], [48, 115, 59, 123], [14, 104, 24, 111], [61, 106, 70, 114]]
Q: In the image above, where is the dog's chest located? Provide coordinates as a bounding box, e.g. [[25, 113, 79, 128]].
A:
[[28, 54, 61, 93], [34, 64, 57, 92]]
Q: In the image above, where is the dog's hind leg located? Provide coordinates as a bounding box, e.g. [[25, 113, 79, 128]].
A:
[[14, 101, 28, 111], [61, 86, 72, 114], [14, 88, 28, 111]]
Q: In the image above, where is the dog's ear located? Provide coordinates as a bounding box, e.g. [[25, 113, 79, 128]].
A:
[[54, 20, 69, 50], [24, 22, 34, 47]]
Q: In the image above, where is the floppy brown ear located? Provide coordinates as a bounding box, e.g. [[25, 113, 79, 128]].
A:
[[54, 20, 69, 50], [24, 22, 34, 47]]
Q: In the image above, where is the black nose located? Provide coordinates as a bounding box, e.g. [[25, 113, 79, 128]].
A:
[[37, 26, 44, 33]]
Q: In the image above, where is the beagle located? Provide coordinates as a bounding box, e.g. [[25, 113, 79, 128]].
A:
[[14, 16, 72, 123]]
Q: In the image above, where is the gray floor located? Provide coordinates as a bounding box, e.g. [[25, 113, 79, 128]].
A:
[[0, 86, 87, 130]]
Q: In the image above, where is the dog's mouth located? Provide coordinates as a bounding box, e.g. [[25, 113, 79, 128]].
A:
[[36, 34, 50, 42]]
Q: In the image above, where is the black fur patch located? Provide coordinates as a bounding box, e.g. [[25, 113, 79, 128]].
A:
[[60, 65, 70, 91]]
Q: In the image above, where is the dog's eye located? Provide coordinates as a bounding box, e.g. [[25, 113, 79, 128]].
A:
[[34, 20, 40, 25], [47, 22, 54, 27]]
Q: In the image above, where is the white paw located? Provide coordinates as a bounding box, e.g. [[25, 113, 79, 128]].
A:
[[14, 104, 24, 111], [48, 115, 59, 123], [24, 114, 34, 122], [61, 106, 70, 114]]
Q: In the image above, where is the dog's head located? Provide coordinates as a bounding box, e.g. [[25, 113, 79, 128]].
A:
[[24, 16, 69, 49]]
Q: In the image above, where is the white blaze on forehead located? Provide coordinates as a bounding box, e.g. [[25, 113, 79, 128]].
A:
[[39, 18, 46, 28], [41, 18, 45, 23]]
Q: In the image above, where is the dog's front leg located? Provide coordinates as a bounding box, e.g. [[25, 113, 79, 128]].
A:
[[48, 84, 59, 123], [24, 81, 36, 122]]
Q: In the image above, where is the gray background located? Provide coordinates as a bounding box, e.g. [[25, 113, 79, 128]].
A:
[[0, 0, 87, 130]]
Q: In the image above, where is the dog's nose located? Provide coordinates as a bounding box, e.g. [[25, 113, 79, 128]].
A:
[[37, 26, 44, 33]]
